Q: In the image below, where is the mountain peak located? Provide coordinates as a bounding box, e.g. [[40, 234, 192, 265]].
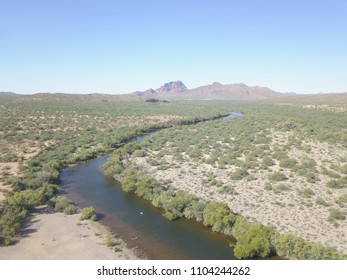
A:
[[212, 82, 222, 86], [156, 81, 187, 94]]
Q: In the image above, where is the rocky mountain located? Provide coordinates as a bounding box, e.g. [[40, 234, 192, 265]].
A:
[[131, 81, 295, 100], [156, 81, 187, 94]]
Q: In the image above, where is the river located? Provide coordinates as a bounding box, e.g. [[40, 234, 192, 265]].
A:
[[61, 112, 245, 259]]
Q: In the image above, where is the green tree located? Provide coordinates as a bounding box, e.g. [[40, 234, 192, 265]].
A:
[[203, 202, 235, 234], [232, 218, 275, 259]]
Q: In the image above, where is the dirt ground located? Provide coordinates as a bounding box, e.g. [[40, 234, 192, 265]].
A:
[[0, 206, 138, 260]]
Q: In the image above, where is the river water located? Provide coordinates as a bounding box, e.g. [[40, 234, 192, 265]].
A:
[[61, 112, 245, 259], [61, 155, 235, 259]]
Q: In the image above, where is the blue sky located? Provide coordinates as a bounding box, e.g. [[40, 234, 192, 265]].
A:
[[1, 0, 347, 94]]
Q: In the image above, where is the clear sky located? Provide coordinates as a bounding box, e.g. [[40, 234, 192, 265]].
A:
[[1, 0, 347, 94]]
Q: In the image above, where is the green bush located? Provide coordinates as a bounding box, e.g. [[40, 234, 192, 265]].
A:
[[0, 206, 28, 246], [203, 202, 235, 234], [63, 205, 77, 215], [163, 210, 182, 221], [264, 183, 273, 191], [304, 172, 319, 183], [279, 158, 297, 169], [147, 158, 159, 166], [335, 194, 347, 208], [38, 183, 61, 201], [328, 208, 346, 221], [184, 201, 206, 222], [273, 151, 288, 161], [49, 196, 76, 215], [80, 207, 97, 221], [325, 170, 341, 179], [315, 197, 330, 207], [133, 149, 146, 157], [272, 233, 345, 259], [262, 156, 275, 167], [273, 184, 290, 194], [268, 172, 287, 181], [1, 152, 18, 163], [230, 169, 249, 180], [7, 189, 42, 210], [298, 188, 315, 198], [232, 218, 275, 259], [326, 179, 347, 189]]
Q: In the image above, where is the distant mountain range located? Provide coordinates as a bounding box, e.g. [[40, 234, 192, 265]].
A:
[[130, 81, 296, 100], [2, 83, 346, 100], [0, 91, 18, 97]]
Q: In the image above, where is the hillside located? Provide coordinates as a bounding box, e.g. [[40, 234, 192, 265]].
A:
[[0, 92, 18, 97]]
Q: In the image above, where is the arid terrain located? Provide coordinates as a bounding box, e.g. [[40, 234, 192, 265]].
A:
[[1, 91, 346, 259], [133, 132, 347, 253]]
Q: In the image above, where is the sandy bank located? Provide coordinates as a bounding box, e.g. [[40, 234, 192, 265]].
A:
[[0, 207, 138, 260]]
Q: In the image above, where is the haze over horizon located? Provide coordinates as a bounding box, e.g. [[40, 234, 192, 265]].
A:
[[1, 0, 347, 95]]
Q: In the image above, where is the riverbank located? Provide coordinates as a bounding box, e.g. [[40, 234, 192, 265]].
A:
[[132, 138, 347, 255], [0, 206, 138, 260]]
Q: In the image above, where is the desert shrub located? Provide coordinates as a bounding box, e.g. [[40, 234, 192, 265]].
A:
[[49, 196, 76, 215], [1, 152, 18, 162], [335, 194, 347, 208], [0, 205, 28, 244], [268, 172, 287, 181], [273, 151, 288, 161], [157, 164, 169, 170], [218, 185, 236, 194], [230, 168, 249, 180], [133, 149, 146, 157], [147, 158, 159, 166], [264, 183, 273, 191], [63, 205, 77, 215], [298, 188, 315, 198], [80, 207, 97, 221], [262, 156, 275, 167], [273, 184, 290, 194], [279, 158, 297, 169], [6, 189, 43, 210], [246, 174, 256, 181], [104, 231, 119, 248], [300, 157, 317, 169], [328, 208, 346, 221], [38, 183, 61, 201], [188, 147, 201, 159], [326, 179, 347, 189], [305, 172, 319, 184], [315, 197, 330, 207], [35, 171, 54, 186], [324, 170, 341, 179]]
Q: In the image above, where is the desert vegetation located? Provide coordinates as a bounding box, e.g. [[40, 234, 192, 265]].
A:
[[1, 93, 346, 260], [102, 96, 347, 258], [0, 94, 233, 246], [103, 139, 346, 259]]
